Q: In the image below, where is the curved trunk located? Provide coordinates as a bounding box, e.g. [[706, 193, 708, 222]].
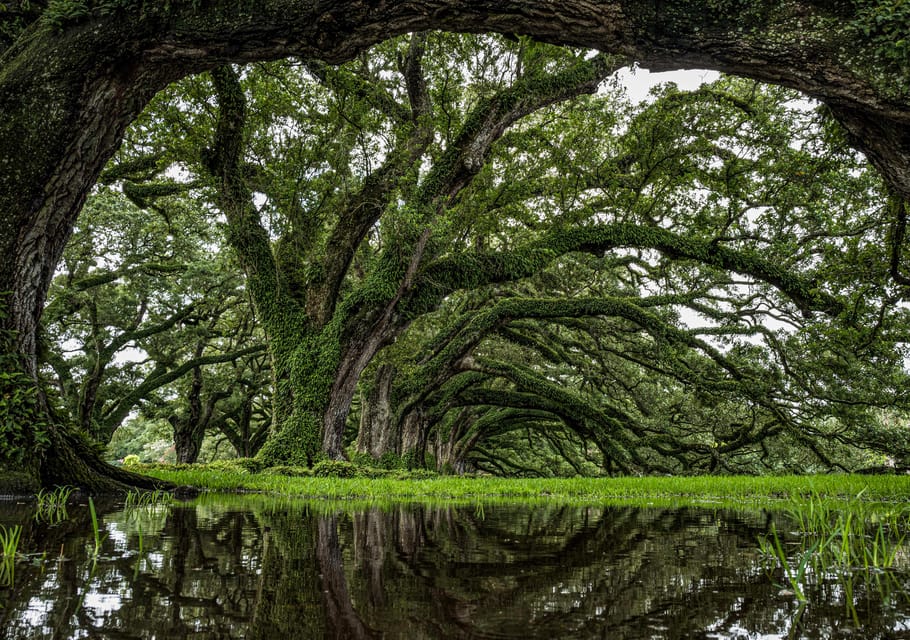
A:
[[1, 1, 908, 488]]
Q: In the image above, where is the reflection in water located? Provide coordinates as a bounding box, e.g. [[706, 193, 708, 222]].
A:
[[0, 499, 908, 639]]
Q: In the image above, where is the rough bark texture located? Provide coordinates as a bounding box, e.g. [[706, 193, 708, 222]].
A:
[[355, 364, 396, 461], [171, 362, 206, 464], [1, 1, 908, 487], [41, 427, 172, 493], [3, 1, 908, 357], [323, 334, 398, 460], [400, 407, 429, 469]]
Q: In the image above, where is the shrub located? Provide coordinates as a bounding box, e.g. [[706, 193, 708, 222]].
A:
[[356, 466, 395, 479], [312, 460, 357, 478], [229, 458, 266, 473]]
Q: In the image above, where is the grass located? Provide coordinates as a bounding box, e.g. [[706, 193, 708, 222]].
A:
[[87, 498, 105, 561], [137, 468, 910, 508], [758, 492, 910, 616], [123, 489, 171, 510], [34, 485, 74, 525], [0, 524, 21, 587]]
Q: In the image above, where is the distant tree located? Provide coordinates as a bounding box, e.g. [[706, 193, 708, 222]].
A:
[[361, 78, 910, 474], [0, 2, 908, 489], [42, 185, 268, 462]]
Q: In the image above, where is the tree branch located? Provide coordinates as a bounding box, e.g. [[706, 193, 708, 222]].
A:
[[100, 344, 267, 437], [411, 222, 842, 317]]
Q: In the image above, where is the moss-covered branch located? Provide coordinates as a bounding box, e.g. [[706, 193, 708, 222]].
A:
[[414, 53, 625, 212], [208, 65, 294, 330], [410, 222, 841, 317], [311, 35, 434, 325]]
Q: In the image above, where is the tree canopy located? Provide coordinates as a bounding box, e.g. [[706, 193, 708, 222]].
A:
[[40, 37, 910, 480], [0, 1, 908, 490]]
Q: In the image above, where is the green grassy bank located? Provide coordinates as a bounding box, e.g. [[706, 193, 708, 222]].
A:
[[137, 464, 910, 508]]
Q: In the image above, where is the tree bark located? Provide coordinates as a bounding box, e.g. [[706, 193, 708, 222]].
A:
[[2, 1, 908, 488], [355, 364, 396, 461], [172, 361, 206, 464], [400, 407, 429, 469], [3, 2, 908, 359]]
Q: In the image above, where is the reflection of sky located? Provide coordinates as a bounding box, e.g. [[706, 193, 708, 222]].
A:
[[4, 503, 910, 638], [82, 591, 125, 620]]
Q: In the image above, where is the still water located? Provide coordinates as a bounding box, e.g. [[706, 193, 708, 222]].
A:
[[0, 498, 908, 639]]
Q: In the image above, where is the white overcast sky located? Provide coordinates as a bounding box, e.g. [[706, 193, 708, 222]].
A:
[[614, 66, 721, 103]]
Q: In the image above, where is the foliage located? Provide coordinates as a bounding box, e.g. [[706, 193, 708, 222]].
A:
[[108, 418, 175, 463], [31, 23, 910, 478], [372, 74, 910, 476], [133, 34, 626, 465], [312, 460, 358, 478], [851, 0, 910, 92], [0, 300, 49, 466]]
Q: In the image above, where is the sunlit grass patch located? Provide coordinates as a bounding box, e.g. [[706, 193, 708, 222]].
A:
[[134, 467, 910, 507]]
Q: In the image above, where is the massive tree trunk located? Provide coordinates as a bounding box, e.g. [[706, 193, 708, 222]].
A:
[[355, 364, 397, 462], [1, 1, 908, 488]]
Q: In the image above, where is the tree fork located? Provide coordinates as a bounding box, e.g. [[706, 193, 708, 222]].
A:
[[1, 1, 907, 488]]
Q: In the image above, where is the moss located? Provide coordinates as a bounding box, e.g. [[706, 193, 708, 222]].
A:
[[257, 406, 322, 467], [378, 451, 407, 470], [41, 0, 217, 29], [241, 458, 266, 472], [0, 470, 40, 495], [351, 450, 412, 470]]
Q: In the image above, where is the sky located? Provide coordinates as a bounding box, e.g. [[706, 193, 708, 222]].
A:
[[613, 66, 721, 103]]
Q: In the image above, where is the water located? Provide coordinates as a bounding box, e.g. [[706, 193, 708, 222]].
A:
[[0, 498, 908, 639]]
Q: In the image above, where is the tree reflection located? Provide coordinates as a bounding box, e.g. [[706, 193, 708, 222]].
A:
[[0, 500, 907, 639]]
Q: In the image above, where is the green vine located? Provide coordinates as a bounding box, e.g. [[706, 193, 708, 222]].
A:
[[0, 300, 49, 467], [851, 0, 910, 90]]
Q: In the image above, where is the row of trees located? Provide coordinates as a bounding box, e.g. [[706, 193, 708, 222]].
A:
[[1, 2, 908, 489], [38, 33, 910, 478]]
